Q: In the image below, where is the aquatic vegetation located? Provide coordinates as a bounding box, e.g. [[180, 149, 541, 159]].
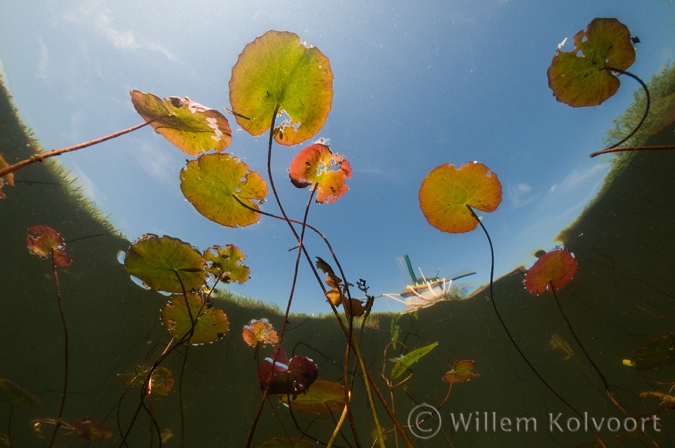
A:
[[0, 154, 12, 199], [624, 331, 675, 371], [390, 341, 438, 380], [549, 332, 575, 360], [442, 359, 480, 385], [0, 379, 40, 409]]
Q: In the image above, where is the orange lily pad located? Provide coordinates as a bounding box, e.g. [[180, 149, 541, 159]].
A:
[[548, 18, 635, 107], [242, 319, 279, 347], [279, 380, 345, 414], [130, 90, 231, 156], [289, 143, 351, 204], [229, 30, 333, 146], [0, 154, 13, 199], [27, 225, 72, 267], [117, 365, 175, 397], [161, 293, 230, 344], [203, 244, 250, 283], [124, 235, 206, 293], [73, 419, 113, 441], [418, 162, 502, 234], [180, 153, 268, 228], [524, 249, 577, 295], [442, 359, 480, 384]]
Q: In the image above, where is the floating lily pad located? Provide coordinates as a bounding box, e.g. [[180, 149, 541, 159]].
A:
[[242, 319, 279, 347], [289, 143, 351, 204], [27, 225, 72, 267], [548, 18, 635, 107], [124, 235, 205, 293], [419, 162, 502, 234], [117, 365, 175, 397], [73, 419, 113, 441], [0, 378, 40, 409], [442, 359, 480, 384], [161, 293, 230, 344], [257, 349, 318, 396], [253, 437, 316, 448], [524, 249, 577, 295], [180, 153, 268, 228], [130, 90, 231, 156], [229, 30, 333, 146], [391, 342, 438, 380], [203, 245, 250, 283], [279, 380, 345, 414], [625, 332, 675, 371], [0, 154, 13, 200]]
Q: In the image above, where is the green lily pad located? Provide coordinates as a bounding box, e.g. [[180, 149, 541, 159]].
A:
[[117, 365, 175, 397], [625, 332, 675, 371], [124, 235, 206, 293], [180, 153, 268, 228], [279, 380, 345, 415], [130, 90, 231, 156], [0, 378, 40, 409], [229, 30, 333, 146], [548, 18, 635, 107], [391, 341, 438, 380], [161, 293, 230, 344], [203, 244, 250, 283]]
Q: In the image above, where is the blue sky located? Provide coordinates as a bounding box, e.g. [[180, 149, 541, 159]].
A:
[[1, 0, 674, 314]]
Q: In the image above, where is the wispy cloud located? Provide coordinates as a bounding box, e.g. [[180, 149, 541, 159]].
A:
[[507, 182, 534, 208], [549, 163, 608, 194]]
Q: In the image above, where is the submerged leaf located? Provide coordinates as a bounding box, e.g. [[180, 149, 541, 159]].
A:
[[524, 249, 577, 295], [253, 437, 316, 448], [27, 225, 72, 267], [419, 162, 502, 234], [258, 349, 318, 396], [229, 30, 333, 146], [442, 359, 480, 384], [161, 293, 230, 344], [242, 318, 279, 347], [0, 379, 40, 409], [203, 245, 250, 283], [279, 380, 345, 414], [625, 332, 675, 371], [548, 18, 635, 107], [180, 153, 268, 228], [130, 90, 231, 155], [73, 419, 113, 441], [124, 235, 205, 293], [289, 144, 352, 204], [391, 342, 438, 380], [0, 154, 13, 199], [117, 365, 175, 397]]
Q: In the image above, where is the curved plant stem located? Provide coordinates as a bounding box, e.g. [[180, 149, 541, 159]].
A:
[[47, 255, 69, 448], [327, 392, 351, 448], [0, 119, 159, 177], [466, 205, 607, 448]]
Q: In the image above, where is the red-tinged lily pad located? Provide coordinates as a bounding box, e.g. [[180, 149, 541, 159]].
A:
[[180, 153, 268, 228], [243, 319, 279, 347], [161, 293, 230, 344], [258, 349, 318, 396], [203, 244, 250, 283], [419, 162, 502, 234], [124, 235, 206, 293], [442, 359, 480, 384], [0, 154, 13, 199], [116, 365, 175, 398], [524, 249, 577, 295], [229, 30, 333, 146], [253, 437, 316, 448], [289, 143, 351, 204], [624, 332, 675, 371], [73, 419, 113, 441], [27, 225, 72, 267], [0, 378, 40, 409], [279, 380, 345, 414], [130, 90, 231, 156], [548, 18, 635, 107]]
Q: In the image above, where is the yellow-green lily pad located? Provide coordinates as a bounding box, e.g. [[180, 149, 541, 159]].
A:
[[117, 365, 175, 398], [229, 30, 333, 146], [180, 153, 268, 228], [124, 235, 206, 293], [279, 380, 345, 415], [130, 90, 232, 156], [203, 244, 250, 283], [161, 293, 230, 344]]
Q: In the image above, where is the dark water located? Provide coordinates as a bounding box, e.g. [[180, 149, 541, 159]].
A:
[[1, 76, 674, 447]]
